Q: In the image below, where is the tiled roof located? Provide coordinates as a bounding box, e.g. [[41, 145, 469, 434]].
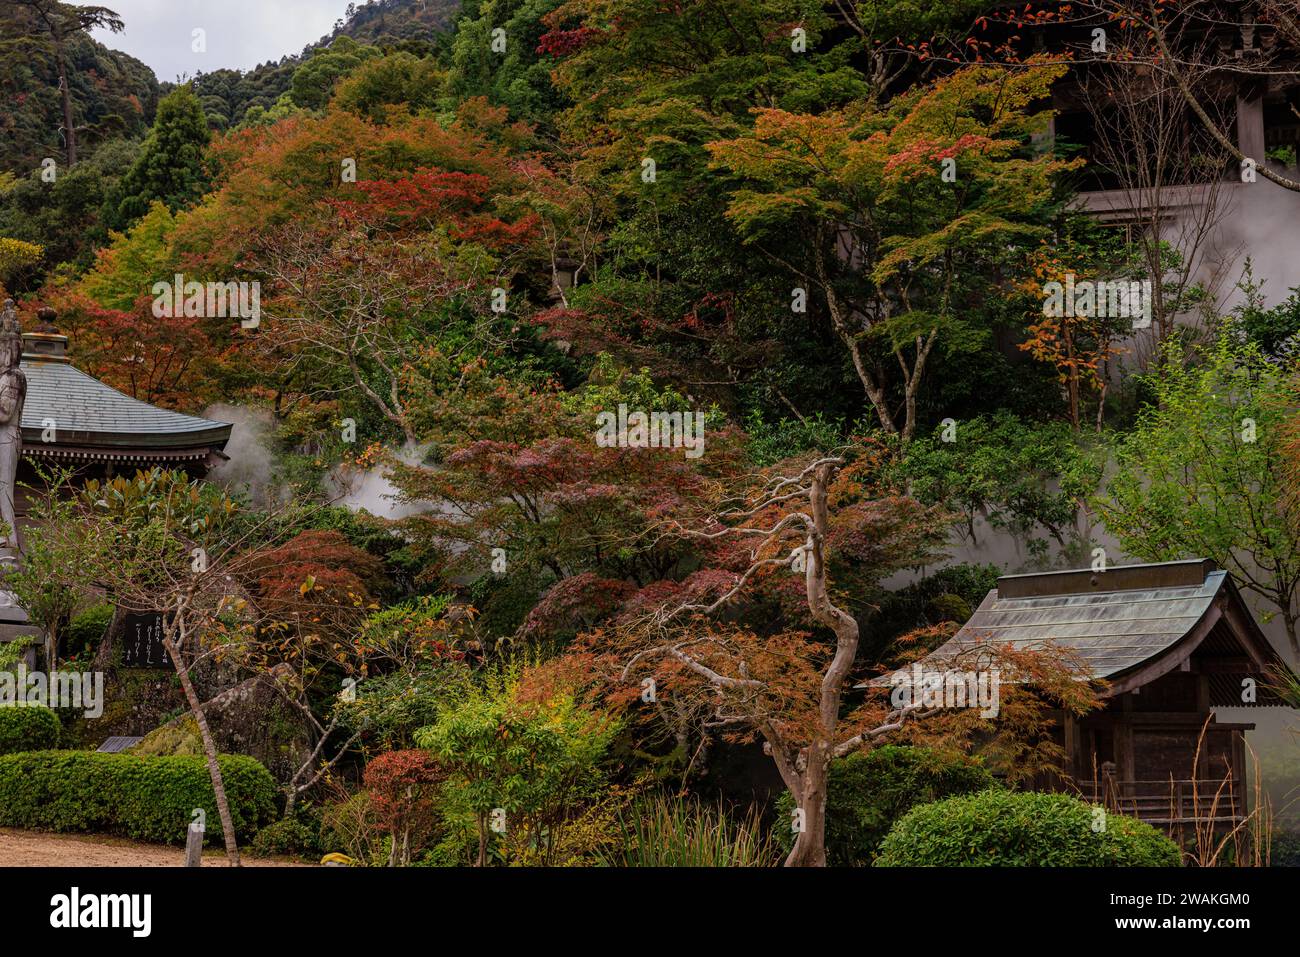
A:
[[862, 560, 1252, 687], [18, 358, 231, 451], [941, 568, 1225, 680]]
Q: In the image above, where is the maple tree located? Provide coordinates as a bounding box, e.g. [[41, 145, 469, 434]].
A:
[[587, 440, 1098, 865], [707, 63, 1081, 439]]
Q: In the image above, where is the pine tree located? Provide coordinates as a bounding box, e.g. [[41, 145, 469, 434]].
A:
[[112, 85, 210, 228]]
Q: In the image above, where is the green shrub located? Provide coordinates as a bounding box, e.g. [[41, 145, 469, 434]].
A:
[[0, 750, 277, 844], [874, 789, 1182, 867], [65, 605, 114, 658], [251, 818, 320, 858], [0, 706, 61, 754], [776, 746, 997, 866], [1272, 831, 1300, 867]]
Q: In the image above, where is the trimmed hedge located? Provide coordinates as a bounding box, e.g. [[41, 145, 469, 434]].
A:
[[875, 789, 1182, 867], [0, 706, 61, 754], [776, 746, 997, 866], [0, 750, 278, 844]]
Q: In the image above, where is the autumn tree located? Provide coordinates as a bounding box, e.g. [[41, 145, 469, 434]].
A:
[[602, 441, 1097, 865], [707, 63, 1080, 439]]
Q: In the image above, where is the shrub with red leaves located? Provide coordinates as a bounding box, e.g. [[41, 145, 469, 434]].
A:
[[363, 749, 446, 865]]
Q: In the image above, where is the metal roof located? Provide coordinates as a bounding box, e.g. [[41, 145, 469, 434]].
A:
[[943, 561, 1227, 680], [859, 559, 1284, 697], [18, 358, 231, 452]]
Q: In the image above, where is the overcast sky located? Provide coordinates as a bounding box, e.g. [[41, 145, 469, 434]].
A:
[[90, 0, 356, 82]]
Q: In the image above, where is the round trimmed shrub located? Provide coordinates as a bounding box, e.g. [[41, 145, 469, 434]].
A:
[[0, 706, 61, 754], [251, 818, 320, 858], [776, 746, 997, 866], [874, 789, 1182, 867]]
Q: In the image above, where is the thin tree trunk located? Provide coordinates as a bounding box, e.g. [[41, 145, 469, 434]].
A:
[[785, 462, 858, 866], [54, 38, 76, 167], [476, 813, 488, 867], [162, 631, 240, 867], [1283, 608, 1299, 659]]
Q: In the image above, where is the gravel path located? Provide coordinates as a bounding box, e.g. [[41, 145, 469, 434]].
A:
[[0, 828, 313, 867]]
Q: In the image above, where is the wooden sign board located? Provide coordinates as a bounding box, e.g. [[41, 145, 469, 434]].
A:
[[121, 611, 171, 668]]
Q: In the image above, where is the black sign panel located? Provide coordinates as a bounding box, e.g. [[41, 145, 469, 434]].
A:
[[121, 611, 171, 668]]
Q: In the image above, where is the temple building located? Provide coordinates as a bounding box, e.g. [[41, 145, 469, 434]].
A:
[[876, 559, 1288, 833], [0, 319, 232, 646], [18, 324, 231, 477]]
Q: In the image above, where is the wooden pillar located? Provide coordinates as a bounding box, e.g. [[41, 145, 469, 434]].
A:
[[1063, 712, 1080, 782], [185, 816, 204, 867]]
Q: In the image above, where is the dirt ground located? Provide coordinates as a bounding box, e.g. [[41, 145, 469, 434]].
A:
[[0, 828, 313, 867]]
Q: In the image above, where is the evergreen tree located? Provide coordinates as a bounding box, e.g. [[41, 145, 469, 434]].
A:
[[111, 85, 210, 228]]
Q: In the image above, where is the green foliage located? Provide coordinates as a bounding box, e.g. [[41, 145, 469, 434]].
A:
[[65, 604, 114, 659], [599, 793, 780, 867], [775, 746, 997, 866], [290, 36, 382, 111], [1272, 831, 1300, 867], [0, 4, 157, 175], [334, 51, 445, 120], [0, 750, 277, 844], [250, 817, 322, 858], [0, 138, 140, 280], [875, 789, 1182, 867], [444, 0, 566, 125], [1099, 334, 1300, 651], [1228, 262, 1300, 360], [744, 410, 844, 467], [897, 412, 1105, 547], [0, 236, 43, 288], [5, 470, 95, 663], [0, 706, 62, 754], [561, 353, 720, 423], [415, 676, 617, 863], [78, 200, 176, 310], [112, 86, 211, 227], [341, 664, 474, 750]]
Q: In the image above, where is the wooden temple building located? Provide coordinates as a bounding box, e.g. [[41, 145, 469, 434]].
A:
[[0, 323, 232, 645], [17, 324, 231, 478], [889, 559, 1288, 831]]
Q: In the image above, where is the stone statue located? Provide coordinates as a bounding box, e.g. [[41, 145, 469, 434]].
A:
[[0, 300, 26, 555]]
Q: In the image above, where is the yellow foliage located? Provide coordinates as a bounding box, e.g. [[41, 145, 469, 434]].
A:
[[0, 237, 43, 281]]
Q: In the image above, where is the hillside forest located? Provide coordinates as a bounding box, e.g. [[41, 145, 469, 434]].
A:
[[1, 0, 1300, 868]]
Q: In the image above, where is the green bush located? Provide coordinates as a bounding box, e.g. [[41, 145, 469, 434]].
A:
[[0, 750, 277, 844], [1272, 831, 1300, 867], [251, 818, 320, 858], [65, 605, 114, 658], [776, 746, 996, 866], [0, 706, 61, 754], [874, 789, 1183, 867]]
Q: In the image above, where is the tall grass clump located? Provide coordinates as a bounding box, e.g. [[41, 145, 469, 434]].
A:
[[599, 793, 779, 867]]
